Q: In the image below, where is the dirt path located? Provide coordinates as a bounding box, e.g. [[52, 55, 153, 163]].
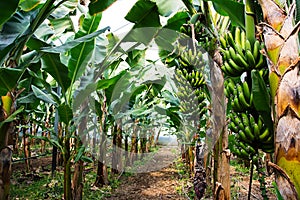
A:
[[104, 145, 187, 200]]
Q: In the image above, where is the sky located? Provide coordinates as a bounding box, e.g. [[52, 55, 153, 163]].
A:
[[100, 0, 137, 33]]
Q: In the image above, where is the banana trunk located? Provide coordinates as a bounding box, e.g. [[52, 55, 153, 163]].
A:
[[258, 0, 300, 198], [0, 93, 14, 200]]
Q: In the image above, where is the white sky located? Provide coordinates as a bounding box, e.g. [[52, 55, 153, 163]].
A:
[[100, 0, 137, 33]]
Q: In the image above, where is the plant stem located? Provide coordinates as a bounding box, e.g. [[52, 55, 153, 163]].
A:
[[245, 0, 256, 44], [248, 159, 254, 200], [181, 0, 197, 15], [63, 126, 72, 200]]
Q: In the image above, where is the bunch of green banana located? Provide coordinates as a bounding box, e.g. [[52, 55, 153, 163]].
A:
[[226, 80, 253, 112], [179, 13, 206, 41], [231, 139, 256, 159], [220, 27, 266, 77], [228, 112, 274, 153], [175, 67, 205, 89], [179, 48, 205, 69]]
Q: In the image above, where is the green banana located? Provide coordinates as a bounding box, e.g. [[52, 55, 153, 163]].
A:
[[224, 61, 239, 77], [262, 134, 274, 144], [232, 114, 245, 130], [257, 115, 263, 131], [253, 123, 260, 139], [235, 53, 249, 70], [246, 50, 256, 68], [229, 121, 239, 133], [240, 148, 250, 159], [190, 13, 201, 24], [240, 30, 246, 49], [255, 53, 265, 69], [237, 84, 251, 108], [228, 59, 244, 74], [242, 81, 251, 103], [238, 130, 249, 143], [226, 80, 236, 93], [246, 145, 257, 155], [241, 113, 250, 127], [245, 39, 252, 52], [224, 49, 231, 60], [226, 32, 235, 47], [220, 36, 227, 49], [259, 128, 271, 142], [249, 114, 255, 127], [228, 47, 237, 61], [244, 126, 255, 141], [252, 40, 260, 62], [233, 96, 243, 111], [235, 27, 241, 46], [262, 147, 274, 154], [260, 142, 274, 152], [234, 43, 245, 60]]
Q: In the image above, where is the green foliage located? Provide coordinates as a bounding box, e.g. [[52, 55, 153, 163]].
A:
[[57, 103, 73, 126], [68, 13, 102, 88], [251, 70, 273, 133], [19, 0, 41, 11], [0, 68, 23, 95], [88, 0, 117, 15], [41, 53, 71, 94], [32, 85, 58, 106], [206, 0, 245, 28], [0, 0, 19, 27]]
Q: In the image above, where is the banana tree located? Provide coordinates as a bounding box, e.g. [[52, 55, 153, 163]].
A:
[[0, 0, 79, 198], [257, 0, 300, 198]]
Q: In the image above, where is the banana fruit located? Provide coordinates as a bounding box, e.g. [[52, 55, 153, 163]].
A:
[[225, 80, 252, 112], [220, 27, 266, 77], [228, 111, 274, 154]]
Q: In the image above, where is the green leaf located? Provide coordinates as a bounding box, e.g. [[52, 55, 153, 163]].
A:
[[97, 70, 127, 90], [32, 85, 58, 106], [93, 100, 103, 118], [74, 146, 85, 163], [29, 135, 63, 152], [153, 0, 185, 17], [165, 11, 189, 30], [0, 68, 23, 96], [166, 107, 181, 128], [80, 156, 93, 163], [124, 0, 161, 45], [272, 181, 284, 200], [88, 0, 117, 15], [125, 0, 161, 27], [19, 0, 41, 11], [0, 0, 19, 27], [48, 16, 73, 35], [58, 103, 73, 125], [251, 70, 273, 133], [206, 0, 245, 28], [67, 13, 102, 85], [41, 27, 109, 53], [51, 0, 78, 18], [41, 53, 71, 94], [0, 106, 24, 129], [251, 70, 270, 112], [0, 11, 33, 65]]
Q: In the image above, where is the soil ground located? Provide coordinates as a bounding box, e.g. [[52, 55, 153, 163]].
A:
[[11, 145, 277, 199]]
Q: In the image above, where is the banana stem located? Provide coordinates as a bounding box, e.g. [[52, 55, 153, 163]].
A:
[[181, 0, 197, 15], [248, 158, 254, 200], [245, 0, 256, 45]]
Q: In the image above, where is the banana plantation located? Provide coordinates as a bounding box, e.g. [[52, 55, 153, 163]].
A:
[[0, 0, 299, 199]]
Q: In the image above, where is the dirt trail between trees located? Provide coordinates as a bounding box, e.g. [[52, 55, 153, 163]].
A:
[[104, 145, 187, 200]]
